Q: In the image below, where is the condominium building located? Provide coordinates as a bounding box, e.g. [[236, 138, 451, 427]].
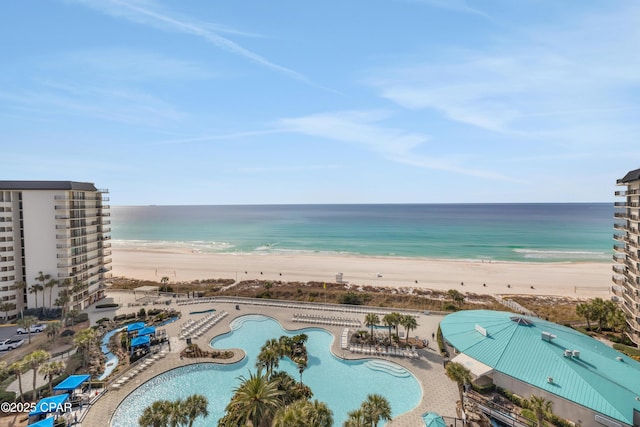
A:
[[0, 181, 111, 319], [613, 168, 640, 346]]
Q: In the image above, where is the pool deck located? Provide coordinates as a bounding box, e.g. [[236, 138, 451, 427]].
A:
[[84, 292, 459, 427]]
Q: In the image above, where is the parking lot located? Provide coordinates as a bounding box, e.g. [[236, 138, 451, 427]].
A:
[[0, 323, 47, 361]]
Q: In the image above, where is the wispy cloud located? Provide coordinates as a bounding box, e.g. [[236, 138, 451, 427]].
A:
[[153, 129, 288, 145], [278, 111, 510, 180], [368, 3, 640, 144], [405, 0, 490, 19], [0, 79, 184, 126], [70, 0, 317, 85], [238, 164, 341, 173], [48, 49, 215, 81]]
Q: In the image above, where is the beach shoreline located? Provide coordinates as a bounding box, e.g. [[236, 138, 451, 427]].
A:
[[111, 246, 613, 299]]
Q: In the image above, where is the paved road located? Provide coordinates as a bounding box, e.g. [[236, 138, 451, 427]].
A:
[[0, 324, 45, 358]]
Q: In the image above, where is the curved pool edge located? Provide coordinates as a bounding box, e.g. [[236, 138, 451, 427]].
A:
[[211, 314, 424, 421], [100, 312, 433, 427], [107, 350, 248, 427]]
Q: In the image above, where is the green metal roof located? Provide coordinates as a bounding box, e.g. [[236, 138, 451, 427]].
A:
[[440, 310, 640, 426]]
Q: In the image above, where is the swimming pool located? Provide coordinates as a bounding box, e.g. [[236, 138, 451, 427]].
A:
[[111, 315, 422, 426]]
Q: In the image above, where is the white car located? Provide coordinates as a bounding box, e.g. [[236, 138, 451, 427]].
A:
[[0, 339, 25, 351], [16, 324, 45, 334]]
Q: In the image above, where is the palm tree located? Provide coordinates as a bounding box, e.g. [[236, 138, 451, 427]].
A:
[[272, 399, 333, 427], [139, 400, 174, 427], [608, 305, 627, 337], [364, 313, 380, 344], [74, 328, 97, 367], [226, 370, 283, 427], [29, 285, 42, 309], [401, 315, 418, 344], [45, 277, 58, 309], [576, 302, 594, 330], [446, 362, 472, 407], [447, 289, 465, 306], [591, 298, 608, 332], [272, 399, 309, 427], [256, 341, 281, 375], [13, 280, 27, 313], [45, 322, 62, 347], [307, 399, 333, 427], [362, 394, 392, 427], [0, 302, 15, 322], [39, 360, 66, 395], [56, 278, 72, 318], [24, 350, 50, 401], [527, 395, 553, 427], [182, 394, 209, 427], [297, 360, 307, 385], [344, 408, 368, 427], [167, 399, 188, 427], [382, 313, 395, 343], [8, 361, 26, 402], [35, 271, 51, 309], [17, 316, 38, 344]]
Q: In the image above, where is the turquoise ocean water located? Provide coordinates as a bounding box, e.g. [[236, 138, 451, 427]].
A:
[[110, 203, 613, 263]]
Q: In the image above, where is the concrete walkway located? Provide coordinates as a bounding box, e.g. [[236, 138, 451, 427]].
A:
[[82, 293, 459, 426]]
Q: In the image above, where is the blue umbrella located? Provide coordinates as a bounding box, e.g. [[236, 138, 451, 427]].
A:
[[423, 412, 447, 427]]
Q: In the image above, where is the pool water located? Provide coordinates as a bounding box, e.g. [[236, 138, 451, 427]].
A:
[[111, 315, 422, 426], [98, 327, 126, 381]]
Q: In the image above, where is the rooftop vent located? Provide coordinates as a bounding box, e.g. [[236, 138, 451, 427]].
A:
[[564, 349, 572, 357], [475, 324, 488, 337], [510, 316, 534, 326], [547, 377, 553, 383], [616, 356, 624, 362], [572, 350, 580, 358], [541, 332, 557, 342]]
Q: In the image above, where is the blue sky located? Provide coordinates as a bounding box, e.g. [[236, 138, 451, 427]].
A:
[[1, 0, 639, 205]]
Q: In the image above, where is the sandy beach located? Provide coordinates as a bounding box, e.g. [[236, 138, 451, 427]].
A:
[[111, 247, 612, 299]]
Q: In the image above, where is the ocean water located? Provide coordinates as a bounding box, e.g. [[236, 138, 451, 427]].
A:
[[110, 203, 613, 262]]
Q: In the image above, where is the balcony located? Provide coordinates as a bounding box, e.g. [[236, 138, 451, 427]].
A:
[[614, 223, 627, 231], [612, 275, 626, 286], [613, 232, 625, 240], [613, 244, 626, 252], [615, 191, 627, 197], [613, 265, 626, 274], [614, 202, 628, 208], [614, 212, 628, 219], [611, 253, 625, 264]]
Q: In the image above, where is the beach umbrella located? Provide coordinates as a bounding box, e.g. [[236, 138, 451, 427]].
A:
[[423, 412, 447, 427]]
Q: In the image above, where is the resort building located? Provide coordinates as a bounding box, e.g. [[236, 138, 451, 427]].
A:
[[613, 167, 640, 346], [0, 181, 111, 319], [440, 310, 640, 427]]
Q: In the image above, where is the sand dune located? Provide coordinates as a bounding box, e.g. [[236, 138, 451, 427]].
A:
[[110, 246, 613, 299]]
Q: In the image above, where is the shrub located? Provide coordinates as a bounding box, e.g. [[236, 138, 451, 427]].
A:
[[339, 291, 365, 305], [0, 390, 16, 404], [95, 303, 119, 309], [137, 308, 146, 318], [471, 382, 495, 394], [519, 409, 536, 426]]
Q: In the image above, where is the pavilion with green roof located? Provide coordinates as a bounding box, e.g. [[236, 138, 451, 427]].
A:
[[440, 310, 640, 427]]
